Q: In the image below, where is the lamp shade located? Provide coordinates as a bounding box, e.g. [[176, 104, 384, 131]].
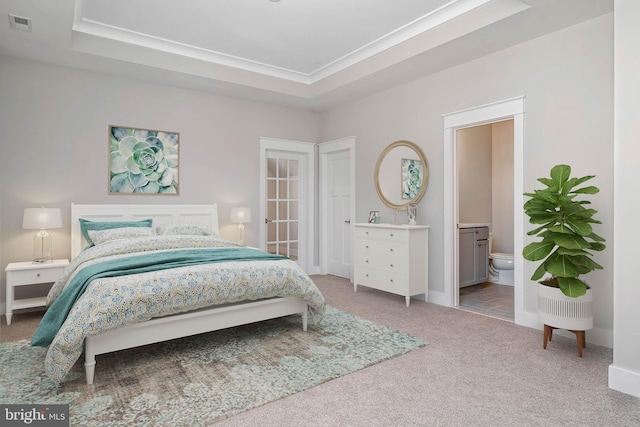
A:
[[230, 207, 251, 224], [23, 207, 62, 229]]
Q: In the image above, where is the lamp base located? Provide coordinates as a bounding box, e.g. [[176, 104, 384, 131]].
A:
[[33, 230, 53, 263], [237, 224, 246, 246]]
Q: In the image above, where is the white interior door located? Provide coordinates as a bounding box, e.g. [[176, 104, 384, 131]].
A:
[[260, 137, 316, 273], [319, 137, 356, 280], [265, 153, 303, 262], [327, 150, 351, 278]]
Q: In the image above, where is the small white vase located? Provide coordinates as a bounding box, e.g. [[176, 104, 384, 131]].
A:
[[537, 283, 593, 331]]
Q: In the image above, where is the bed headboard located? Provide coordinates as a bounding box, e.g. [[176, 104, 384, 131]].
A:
[[71, 203, 219, 258]]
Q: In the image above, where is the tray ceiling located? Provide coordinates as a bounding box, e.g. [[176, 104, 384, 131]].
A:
[[0, 0, 613, 110]]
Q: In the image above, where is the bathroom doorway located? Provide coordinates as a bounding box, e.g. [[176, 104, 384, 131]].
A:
[[442, 96, 527, 327], [457, 120, 514, 321]]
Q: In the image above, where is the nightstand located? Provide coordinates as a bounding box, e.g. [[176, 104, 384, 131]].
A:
[[5, 259, 69, 325]]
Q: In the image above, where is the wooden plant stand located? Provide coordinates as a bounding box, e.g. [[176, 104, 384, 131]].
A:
[[543, 324, 586, 357]]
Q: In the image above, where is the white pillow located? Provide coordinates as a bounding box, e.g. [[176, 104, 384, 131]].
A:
[[156, 222, 218, 236], [87, 227, 157, 245]]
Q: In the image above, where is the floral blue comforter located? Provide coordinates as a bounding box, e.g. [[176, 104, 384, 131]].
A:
[[38, 235, 326, 382]]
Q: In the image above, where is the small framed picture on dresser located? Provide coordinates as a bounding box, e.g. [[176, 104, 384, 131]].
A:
[[368, 211, 379, 223]]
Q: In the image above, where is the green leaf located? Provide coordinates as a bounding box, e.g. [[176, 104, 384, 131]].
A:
[[553, 233, 590, 249], [537, 177, 558, 190], [571, 185, 599, 195], [531, 263, 547, 281], [547, 225, 572, 234], [550, 164, 571, 187], [533, 190, 559, 204], [589, 242, 606, 251], [558, 277, 587, 297], [569, 208, 598, 219], [557, 247, 590, 256], [566, 219, 593, 236], [565, 175, 594, 191], [528, 213, 560, 224], [524, 198, 554, 210], [527, 224, 550, 236], [581, 257, 604, 271], [588, 232, 606, 242], [523, 241, 554, 261], [545, 254, 579, 278]]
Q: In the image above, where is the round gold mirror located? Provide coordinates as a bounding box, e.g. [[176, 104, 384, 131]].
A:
[[374, 140, 429, 210]]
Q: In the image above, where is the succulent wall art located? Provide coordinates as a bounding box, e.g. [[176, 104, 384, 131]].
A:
[[401, 158, 423, 199], [109, 126, 179, 195]]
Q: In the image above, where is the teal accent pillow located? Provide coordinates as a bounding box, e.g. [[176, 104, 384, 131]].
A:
[[79, 218, 153, 246]]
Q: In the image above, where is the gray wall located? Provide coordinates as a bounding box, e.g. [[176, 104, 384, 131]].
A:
[[0, 56, 320, 293], [320, 14, 614, 335], [492, 120, 514, 255], [458, 124, 492, 226]]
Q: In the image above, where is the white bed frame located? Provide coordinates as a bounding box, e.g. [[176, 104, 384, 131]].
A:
[[70, 203, 308, 384]]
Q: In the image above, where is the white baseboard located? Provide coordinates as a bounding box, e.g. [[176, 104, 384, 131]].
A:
[[426, 290, 448, 306], [308, 265, 321, 275], [427, 292, 613, 348], [609, 364, 640, 398]]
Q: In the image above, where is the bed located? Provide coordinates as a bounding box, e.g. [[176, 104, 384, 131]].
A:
[[34, 203, 326, 384]]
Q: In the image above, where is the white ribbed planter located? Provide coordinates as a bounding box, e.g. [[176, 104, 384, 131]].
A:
[[537, 283, 593, 331]]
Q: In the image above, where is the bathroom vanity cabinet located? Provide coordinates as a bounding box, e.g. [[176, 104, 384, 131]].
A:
[[354, 223, 429, 306], [459, 226, 489, 287]]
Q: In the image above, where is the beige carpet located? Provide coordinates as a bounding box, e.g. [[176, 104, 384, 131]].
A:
[[2, 275, 639, 426]]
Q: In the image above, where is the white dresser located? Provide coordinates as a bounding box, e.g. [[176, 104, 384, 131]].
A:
[[354, 223, 429, 306]]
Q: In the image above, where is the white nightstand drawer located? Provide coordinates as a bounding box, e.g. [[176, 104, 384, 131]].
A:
[[10, 267, 64, 286]]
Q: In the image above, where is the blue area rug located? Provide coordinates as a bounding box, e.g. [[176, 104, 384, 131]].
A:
[[0, 306, 427, 426]]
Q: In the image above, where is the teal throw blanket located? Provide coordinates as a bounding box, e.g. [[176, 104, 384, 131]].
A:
[[32, 248, 287, 347]]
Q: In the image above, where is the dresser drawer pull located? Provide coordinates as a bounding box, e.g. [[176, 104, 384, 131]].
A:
[[390, 279, 394, 283], [390, 233, 394, 237], [37, 273, 41, 277], [365, 260, 369, 263], [390, 248, 393, 252], [366, 245, 369, 249]]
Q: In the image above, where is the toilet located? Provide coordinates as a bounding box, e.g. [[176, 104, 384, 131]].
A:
[[489, 233, 514, 286]]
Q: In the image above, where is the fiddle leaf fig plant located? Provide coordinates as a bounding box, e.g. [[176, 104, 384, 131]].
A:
[[522, 164, 606, 297]]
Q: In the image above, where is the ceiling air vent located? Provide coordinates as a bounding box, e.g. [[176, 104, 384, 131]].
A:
[[9, 14, 32, 32]]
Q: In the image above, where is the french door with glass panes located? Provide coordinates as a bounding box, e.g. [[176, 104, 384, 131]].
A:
[[264, 152, 304, 265], [260, 137, 315, 272]]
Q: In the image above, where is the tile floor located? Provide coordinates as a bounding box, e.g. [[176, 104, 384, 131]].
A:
[[458, 282, 514, 321]]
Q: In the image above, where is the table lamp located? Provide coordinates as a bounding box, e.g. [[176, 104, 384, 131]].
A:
[[23, 207, 62, 263], [230, 207, 251, 246]]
